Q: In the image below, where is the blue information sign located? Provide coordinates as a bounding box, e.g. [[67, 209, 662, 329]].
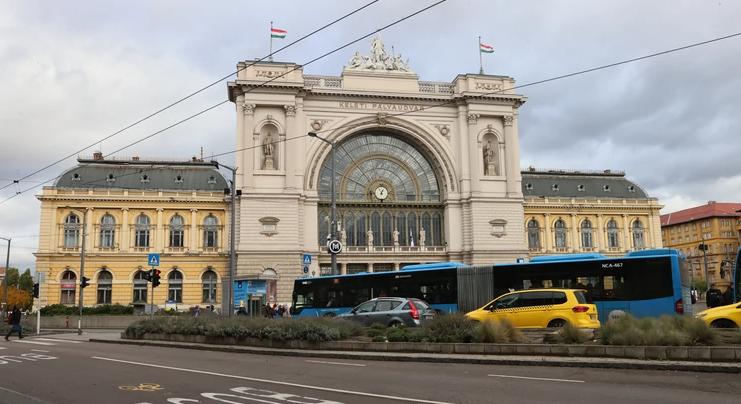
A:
[[147, 253, 160, 267]]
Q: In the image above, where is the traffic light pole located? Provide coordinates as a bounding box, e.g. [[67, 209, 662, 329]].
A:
[[77, 209, 87, 336], [150, 268, 154, 319], [36, 272, 40, 335], [1, 237, 10, 317]]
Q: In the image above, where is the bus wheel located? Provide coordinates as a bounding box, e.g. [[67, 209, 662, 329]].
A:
[[322, 312, 336, 318], [711, 319, 738, 328], [548, 319, 567, 328]]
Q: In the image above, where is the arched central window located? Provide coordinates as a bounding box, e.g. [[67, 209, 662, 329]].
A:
[[60, 270, 76, 304], [64, 214, 80, 248], [133, 270, 148, 303], [527, 220, 540, 250], [581, 219, 593, 249], [316, 133, 444, 248], [100, 214, 116, 248], [202, 269, 217, 303], [168, 270, 183, 303], [135, 214, 150, 248], [607, 219, 620, 249], [97, 270, 112, 304], [554, 219, 567, 249], [169, 215, 184, 247], [203, 215, 218, 248], [632, 220, 645, 250]]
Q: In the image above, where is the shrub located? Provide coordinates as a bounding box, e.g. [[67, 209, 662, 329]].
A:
[[600, 315, 718, 346], [40, 304, 134, 316], [477, 319, 525, 343], [423, 313, 479, 343], [386, 326, 411, 342], [556, 322, 592, 344]]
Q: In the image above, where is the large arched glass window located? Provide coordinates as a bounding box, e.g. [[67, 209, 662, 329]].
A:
[[202, 270, 217, 303], [607, 219, 620, 248], [169, 215, 184, 247], [60, 270, 76, 304], [100, 214, 116, 248], [554, 219, 567, 249], [97, 270, 112, 304], [135, 214, 150, 248], [316, 133, 445, 249], [632, 220, 645, 250], [203, 215, 218, 248], [168, 270, 183, 303], [581, 219, 593, 249], [133, 270, 148, 303], [64, 214, 80, 248], [527, 220, 540, 250]]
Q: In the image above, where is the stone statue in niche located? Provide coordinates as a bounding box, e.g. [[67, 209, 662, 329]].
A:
[[483, 140, 498, 176], [262, 131, 275, 170], [367, 229, 374, 247], [419, 228, 426, 247], [392, 229, 400, 247]]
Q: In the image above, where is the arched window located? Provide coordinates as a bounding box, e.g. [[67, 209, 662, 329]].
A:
[[408, 212, 418, 246], [432, 212, 443, 247], [396, 213, 407, 246], [607, 219, 620, 249], [100, 214, 116, 248], [382, 212, 393, 246], [64, 214, 80, 248], [60, 270, 76, 304], [632, 220, 645, 250], [135, 214, 150, 248], [554, 219, 567, 249], [203, 215, 218, 248], [421, 213, 432, 246], [371, 212, 381, 245], [168, 270, 183, 303], [97, 270, 112, 304], [169, 215, 184, 247], [527, 220, 541, 250], [581, 219, 594, 249], [356, 213, 367, 246], [133, 270, 149, 303], [202, 270, 217, 303]]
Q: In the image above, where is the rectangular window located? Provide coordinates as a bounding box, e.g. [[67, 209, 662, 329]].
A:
[[133, 286, 147, 303], [204, 230, 217, 248], [168, 285, 182, 303], [135, 230, 150, 247], [170, 230, 184, 247], [61, 290, 75, 305], [97, 286, 112, 304]]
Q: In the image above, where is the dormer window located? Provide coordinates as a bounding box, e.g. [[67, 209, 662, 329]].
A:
[[140, 174, 149, 183], [106, 173, 116, 183], [208, 175, 217, 185], [174, 175, 183, 184], [577, 184, 585, 192], [603, 185, 611, 192], [552, 184, 559, 191], [525, 183, 533, 190], [72, 173, 81, 182], [628, 185, 635, 192]]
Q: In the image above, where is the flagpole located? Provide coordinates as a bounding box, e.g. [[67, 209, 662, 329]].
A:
[[478, 36, 484, 74], [269, 21, 274, 62]]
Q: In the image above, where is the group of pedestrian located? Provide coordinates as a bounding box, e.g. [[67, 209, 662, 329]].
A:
[[263, 303, 289, 318], [5, 306, 23, 341]]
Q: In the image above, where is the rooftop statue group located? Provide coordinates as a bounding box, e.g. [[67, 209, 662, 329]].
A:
[[346, 36, 412, 72]]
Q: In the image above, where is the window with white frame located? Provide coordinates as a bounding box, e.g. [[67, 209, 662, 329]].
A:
[[168, 270, 183, 303], [99, 214, 115, 248]]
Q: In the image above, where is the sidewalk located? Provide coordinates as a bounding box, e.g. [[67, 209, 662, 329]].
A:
[[90, 335, 741, 374]]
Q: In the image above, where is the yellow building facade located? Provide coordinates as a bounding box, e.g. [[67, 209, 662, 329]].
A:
[[661, 201, 741, 290], [522, 169, 663, 258], [35, 156, 230, 311]]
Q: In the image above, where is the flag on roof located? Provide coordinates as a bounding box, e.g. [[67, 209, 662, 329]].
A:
[[479, 42, 494, 53], [271, 28, 287, 39]]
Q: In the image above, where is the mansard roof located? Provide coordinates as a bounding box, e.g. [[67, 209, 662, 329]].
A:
[[521, 168, 649, 199]]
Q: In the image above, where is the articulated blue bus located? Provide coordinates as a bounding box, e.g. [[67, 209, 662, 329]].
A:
[[291, 249, 690, 323]]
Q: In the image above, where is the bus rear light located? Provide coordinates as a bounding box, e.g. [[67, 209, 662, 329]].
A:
[[675, 298, 684, 314], [408, 299, 420, 320], [572, 306, 589, 313]]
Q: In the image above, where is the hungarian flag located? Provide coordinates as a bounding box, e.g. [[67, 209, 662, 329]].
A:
[[271, 28, 287, 39], [480, 42, 494, 53]]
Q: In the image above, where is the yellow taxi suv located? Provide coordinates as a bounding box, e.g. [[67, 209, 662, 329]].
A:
[[695, 302, 741, 328], [465, 288, 601, 329]]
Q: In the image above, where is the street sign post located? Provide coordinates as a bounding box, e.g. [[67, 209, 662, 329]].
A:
[[327, 240, 343, 255], [147, 253, 160, 318]]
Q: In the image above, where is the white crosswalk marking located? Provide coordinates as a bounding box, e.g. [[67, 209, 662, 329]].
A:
[[0, 346, 6, 350], [34, 338, 82, 344], [11, 340, 56, 346]]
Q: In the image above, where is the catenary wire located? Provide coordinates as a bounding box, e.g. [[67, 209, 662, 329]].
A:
[[0, 0, 382, 194], [0, 0, 449, 205]]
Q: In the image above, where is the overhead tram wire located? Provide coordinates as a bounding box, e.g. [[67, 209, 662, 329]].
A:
[[0, 0, 450, 206], [0, 0, 382, 194]]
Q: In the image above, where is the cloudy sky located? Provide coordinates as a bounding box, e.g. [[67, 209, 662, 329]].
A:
[[1, 0, 740, 271]]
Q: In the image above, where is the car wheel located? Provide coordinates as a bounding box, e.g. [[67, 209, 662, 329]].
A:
[[548, 319, 567, 328], [710, 319, 738, 328], [389, 320, 403, 328]]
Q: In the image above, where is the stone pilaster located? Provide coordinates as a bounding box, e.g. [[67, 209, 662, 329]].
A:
[[120, 208, 129, 252]]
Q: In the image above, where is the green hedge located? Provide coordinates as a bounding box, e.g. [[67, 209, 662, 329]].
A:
[[40, 304, 134, 316], [600, 315, 718, 346]]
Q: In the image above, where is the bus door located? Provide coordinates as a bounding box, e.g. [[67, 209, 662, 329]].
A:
[[585, 275, 629, 323]]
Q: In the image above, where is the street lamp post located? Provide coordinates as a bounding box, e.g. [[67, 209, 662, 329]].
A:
[[1, 237, 10, 316], [308, 132, 337, 275], [211, 161, 238, 316]]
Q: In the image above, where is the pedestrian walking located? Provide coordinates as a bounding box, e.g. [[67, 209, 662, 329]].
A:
[[5, 306, 23, 340], [690, 287, 698, 304], [193, 305, 201, 318]]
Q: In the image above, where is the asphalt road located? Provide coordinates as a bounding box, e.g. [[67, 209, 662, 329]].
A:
[[1, 333, 740, 404]]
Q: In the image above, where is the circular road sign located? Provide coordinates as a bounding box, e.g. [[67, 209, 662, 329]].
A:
[[327, 239, 343, 254]]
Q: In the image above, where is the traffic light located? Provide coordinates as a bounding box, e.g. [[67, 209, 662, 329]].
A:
[[152, 269, 161, 288], [80, 276, 90, 289], [32, 283, 39, 298], [142, 271, 152, 282]]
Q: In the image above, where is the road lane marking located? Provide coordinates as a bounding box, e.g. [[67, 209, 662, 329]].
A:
[[92, 356, 454, 404], [30, 349, 50, 353], [487, 374, 585, 383], [34, 338, 82, 343], [0, 385, 48, 403], [0, 347, 6, 350], [305, 360, 366, 367], [11, 340, 56, 346]]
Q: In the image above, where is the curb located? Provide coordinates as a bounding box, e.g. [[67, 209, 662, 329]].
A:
[[90, 338, 741, 374]]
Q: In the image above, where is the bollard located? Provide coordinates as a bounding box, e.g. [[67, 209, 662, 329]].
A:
[[65, 315, 69, 328]]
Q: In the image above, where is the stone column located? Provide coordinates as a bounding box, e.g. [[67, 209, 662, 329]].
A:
[[284, 105, 297, 190], [622, 214, 631, 251], [570, 213, 579, 252], [85, 208, 94, 252], [503, 115, 519, 196], [543, 213, 552, 252], [156, 208, 164, 251], [644, 215, 654, 248], [120, 208, 129, 252], [456, 105, 471, 194], [242, 103, 256, 189], [463, 112, 478, 194], [596, 214, 604, 251], [367, 263, 374, 273], [235, 95, 245, 188], [340, 263, 347, 275], [190, 208, 198, 252], [394, 262, 400, 271]]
